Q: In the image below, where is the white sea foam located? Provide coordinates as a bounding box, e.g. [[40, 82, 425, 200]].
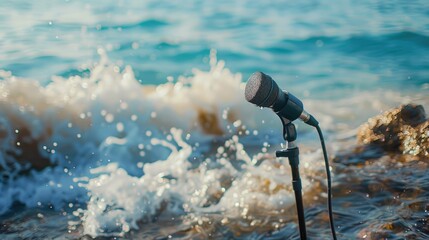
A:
[[77, 128, 318, 236], [0, 50, 274, 220]]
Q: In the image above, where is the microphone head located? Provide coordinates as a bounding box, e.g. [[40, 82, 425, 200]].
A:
[[245, 72, 279, 107]]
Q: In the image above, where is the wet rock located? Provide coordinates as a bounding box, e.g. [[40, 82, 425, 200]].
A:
[[8, 127, 52, 171], [357, 104, 428, 158], [197, 109, 224, 135]]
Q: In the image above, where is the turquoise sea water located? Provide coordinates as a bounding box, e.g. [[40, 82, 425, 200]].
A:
[[1, 0, 428, 93], [0, 0, 428, 239]]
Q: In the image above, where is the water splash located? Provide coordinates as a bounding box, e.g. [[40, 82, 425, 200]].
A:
[[0, 51, 275, 220], [75, 128, 320, 237]]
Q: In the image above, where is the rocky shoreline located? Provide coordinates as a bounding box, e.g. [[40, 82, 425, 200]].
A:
[[357, 103, 428, 159]]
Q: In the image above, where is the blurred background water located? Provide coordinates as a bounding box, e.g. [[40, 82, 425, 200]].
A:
[[0, 0, 428, 239], [1, 0, 428, 94]]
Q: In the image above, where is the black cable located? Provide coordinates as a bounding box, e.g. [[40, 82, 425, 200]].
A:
[[315, 125, 337, 240]]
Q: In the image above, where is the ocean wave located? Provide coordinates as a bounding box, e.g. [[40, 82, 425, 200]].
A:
[[98, 19, 169, 31], [277, 31, 429, 53], [0, 50, 270, 215]]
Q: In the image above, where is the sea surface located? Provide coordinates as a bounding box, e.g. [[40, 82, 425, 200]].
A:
[[0, 0, 428, 239]]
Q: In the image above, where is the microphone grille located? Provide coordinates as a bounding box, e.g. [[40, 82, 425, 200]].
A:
[[245, 72, 278, 107]]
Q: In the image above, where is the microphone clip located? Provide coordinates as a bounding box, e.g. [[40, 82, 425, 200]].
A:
[[279, 117, 297, 143]]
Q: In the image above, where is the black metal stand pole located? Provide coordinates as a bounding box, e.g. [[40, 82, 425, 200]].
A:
[[276, 121, 307, 240]]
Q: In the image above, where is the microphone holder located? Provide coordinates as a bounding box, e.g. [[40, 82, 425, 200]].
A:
[[276, 119, 307, 240]]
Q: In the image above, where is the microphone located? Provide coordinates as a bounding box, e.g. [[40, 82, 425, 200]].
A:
[[244, 72, 338, 240], [245, 72, 318, 127]]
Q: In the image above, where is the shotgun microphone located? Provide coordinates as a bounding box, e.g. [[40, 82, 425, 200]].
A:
[[244, 71, 318, 127]]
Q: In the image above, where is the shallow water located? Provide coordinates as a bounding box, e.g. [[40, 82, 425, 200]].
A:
[[0, 0, 428, 239]]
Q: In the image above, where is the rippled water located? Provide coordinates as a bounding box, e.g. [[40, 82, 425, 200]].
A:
[[0, 0, 428, 239]]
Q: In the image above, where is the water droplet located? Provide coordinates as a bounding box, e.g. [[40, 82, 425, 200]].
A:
[[116, 122, 124, 132], [233, 120, 242, 128], [120, 102, 128, 110], [105, 113, 114, 123], [222, 109, 229, 120], [217, 147, 225, 154], [316, 39, 324, 47]]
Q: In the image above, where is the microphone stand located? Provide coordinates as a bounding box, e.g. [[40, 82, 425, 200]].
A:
[[276, 119, 307, 240]]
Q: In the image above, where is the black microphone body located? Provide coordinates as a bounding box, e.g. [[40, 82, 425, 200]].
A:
[[245, 72, 318, 127]]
